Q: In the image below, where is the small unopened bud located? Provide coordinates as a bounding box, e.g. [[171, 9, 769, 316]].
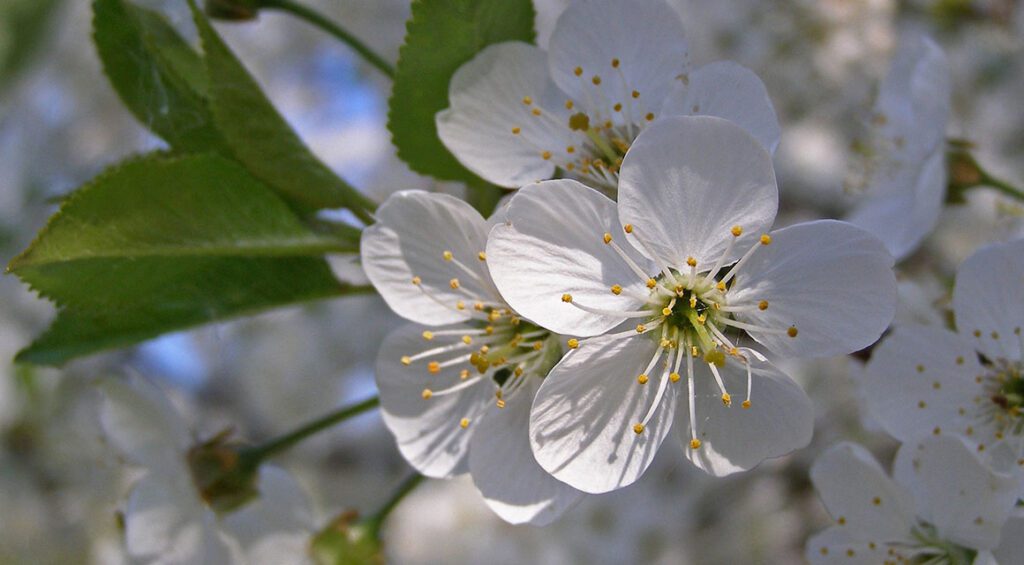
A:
[[310, 510, 384, 565], [186, 430, 260, 514]]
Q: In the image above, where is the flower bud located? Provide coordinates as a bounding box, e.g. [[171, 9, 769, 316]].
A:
[[186, 430, 260, 514], [309, 510, 384, 565]]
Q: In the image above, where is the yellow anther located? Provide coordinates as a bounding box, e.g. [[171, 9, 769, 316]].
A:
[[741, 400, 751, 409], [689, 295, 697, 308], [721, 393, 732, 407], [712, 302, 721, 310], [565, 99, 574, 110], [531, 108, 541, 116], [511, 126, 521, 135], [591, 75, 601, 85], [459, 418, 470, 429], [567, 338, 579, 349], [674, 284, 684, 294], [690, 346, 699, 357], [428, 361, 441, 374], [686, 256, 697, 267], [510, 316, 521, 326], [484, 325, 494, 335], [489, 310, 501, 321], [456, 301, 466, 310], [474, 302, 485, 311], [760, 234, 772, 245], [662, 307, 673, 316], [645, 112, 654, 121], [533, 341, 543, 351], [603, 233, 613, 244], [422, 330, 434, 340], [421, 389, 433, 399], [541, 150, 552, 160], [566, 163, 576, 171], [411, 276, 422, 285], [636, 324, 646, 333], [480, 345, 490, 353], [696, 313, 707, 324], [637, 374, 649, 385], [728, 347, 739, 356], [574, 66, 583, 76], [522, 96, 532, 105], [716, 281, 726, 291], [669, 372, 681, 383], [758, 300, 769, 310], [561, 293, 573, 303], [611, 58, 620, 68], [690, 438, 702, 449], [631, 90, 640, 98], [613, 103, 622, 112], [787, 326, 798, 338], [660, 338, 673, 348], [566, 145, 575, 154], [462, 335, 473, 345], [401, 356, 411, 365], [449, 278, 460, 289], [731, 225, 743, 237], [514, 366, 524, 376], [442, 250, 453, 261], [646, 278, 657, 289], [477, 251, 487, 261], [460, 369, 470, 380], [623, 223, 634, 233], [633, 423, 645, 434], [611, 284, 622, 295], [496, 399, 506, 409]]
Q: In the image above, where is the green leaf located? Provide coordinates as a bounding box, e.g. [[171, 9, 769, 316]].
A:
[[93, 0, 226, 152], [388, 0, 535, 183], [189, 1, 374, 217], [0, 0, 63, 94], [9, 153, 364, 365]]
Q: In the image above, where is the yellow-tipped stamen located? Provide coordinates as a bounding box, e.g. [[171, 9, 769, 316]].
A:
[[567, 338, 579, 349], [633, 423, 645, 434], [686, 334, 700, 449], [719, 235, 773, 286], [422, 330, 434, 341], [460, 418, 470, 429], [690, 438, 702, 449], [422, 389, 433, 399]]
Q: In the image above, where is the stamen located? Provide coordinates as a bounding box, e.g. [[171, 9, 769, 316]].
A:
[[423, 373, 487, 398], [702, 227, 743, 285], [720, 235, 772, 286], [624, 225, 681, 287], [708, 362, 731, 407], [563, 296, 656, 318], [719, 318, 794, 336], [404, 341, 470, 363], [604, 236, 657, 288], [685, 334, 700, 448]]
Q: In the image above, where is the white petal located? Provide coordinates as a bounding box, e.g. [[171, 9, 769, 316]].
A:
[[810, 443, 916, 543], [661, 61, 780, 154], [486, 180, 653, 336], [529, 332, 677, 494], [468, 379, 583, 526], [617, 116, 778, 268], [436, 42, 574, 188], [124, 471, 230, 563], [221, 467, 314, 565], [361, 190, 499, 326], [894, 435, 1019, 550], [847, 148, 946, 261], [863, 325, 984, 444], [876, 32, 951, 167], [680, 355, 813, 476], [99, 375, 190, 471], [376, 323, 495, 478], [805, 527, 903, 565], [547, 0, 688, 118], [994, 518, 1024, 564], [729, 220, 897, 358], [952, 239, 1024, 363]]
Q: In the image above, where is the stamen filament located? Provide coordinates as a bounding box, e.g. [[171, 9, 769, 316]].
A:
[[720, 237, 768, 286], [718, 318, 792, 335], [685, 333, 699, 446], [568, 299, 657, 318]]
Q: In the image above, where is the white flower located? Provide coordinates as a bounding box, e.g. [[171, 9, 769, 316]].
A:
[[436, 0, 780, 191], [844, 32, 951, 261], [487, 116, 897, 493], [360, 190, 582, 525], [806, 437, 1019, 564], [99, 376, 314, 565], [864, 239, 1024, 468]]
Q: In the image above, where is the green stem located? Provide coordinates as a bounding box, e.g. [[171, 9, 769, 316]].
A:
[[244, 396, 380, 462], [465, 179, 504, 217], [982, 173, 1024, 203], [365, 472, 425, 538], [258, 0, 395, 79]]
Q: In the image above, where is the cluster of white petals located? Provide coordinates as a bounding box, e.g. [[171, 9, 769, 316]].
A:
[[844, 32, 952, 261], [808, 437, 1021, 564], [437, 0, 780, 192], [99, 377, 314, 565]]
